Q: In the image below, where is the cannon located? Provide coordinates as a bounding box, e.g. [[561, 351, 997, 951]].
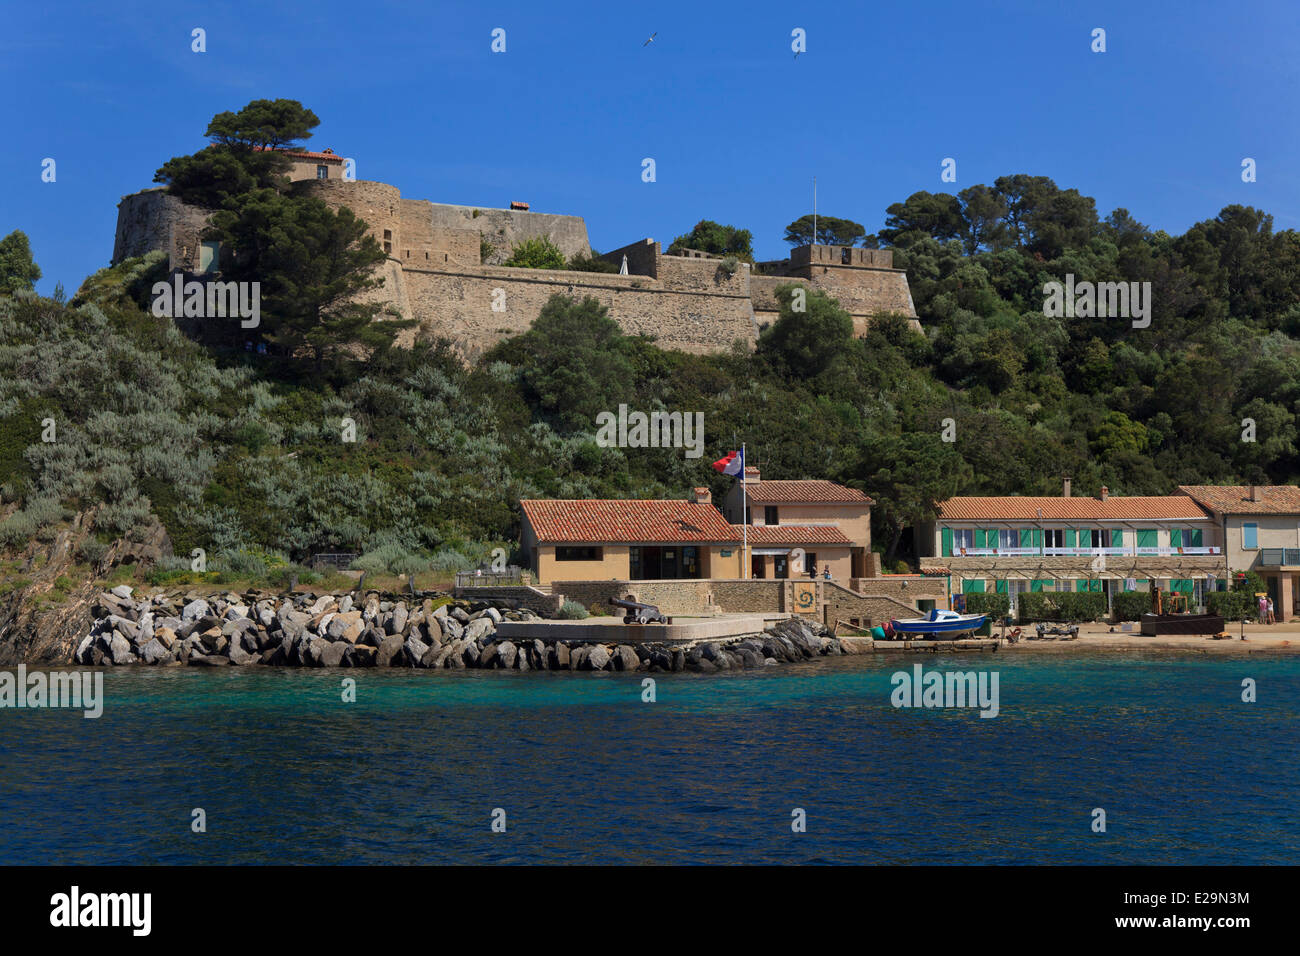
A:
[[609, 595, 669, 625]]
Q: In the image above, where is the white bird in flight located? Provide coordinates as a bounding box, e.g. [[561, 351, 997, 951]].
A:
[[644, 32, 657, 47]]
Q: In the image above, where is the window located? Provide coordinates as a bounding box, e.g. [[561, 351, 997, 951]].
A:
[[556, 546, 602, 561], [953, 529, 975, 551], [764, 506, 779, 525], [1044, 529, 1065, 549], [383, 228, 392, 255], [199, 240, 221, 274], [316, 165, 328, 180], [998, 529, 1019, 549], [1086, 529, 1111, 549], [804, 551, 816, 575], [1243, 523, 1258, 549]]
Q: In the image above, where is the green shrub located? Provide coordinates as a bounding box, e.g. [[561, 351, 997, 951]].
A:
[[503, 237, 566, 270], [75, 537, 109, 566], [1018, 590, 1107, 622], [1111, 590, 1150, 622], [266, 563, 320, 588], [964, 592, 1010, 620], [1207, 590, 1253, 621], [557, 600, 589, 620]]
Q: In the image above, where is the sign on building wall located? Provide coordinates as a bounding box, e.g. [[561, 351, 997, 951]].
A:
[[792, 581, 817, 613]]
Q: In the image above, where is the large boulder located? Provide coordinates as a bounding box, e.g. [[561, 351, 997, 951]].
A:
[[614, 646, 640, 671], [376, 634, 405, 667], [138, 638, 169, 665], [108, 633, 135, 665], [327, 611, 364, 641], [402, 636, 429, 667], [317, 641, 348, 668], [386, 604, 409, 636], [181, 599, 210, 622], [464, 617, 494, 644], [584, 644, 611, 672], [496, 641, 517, 670]]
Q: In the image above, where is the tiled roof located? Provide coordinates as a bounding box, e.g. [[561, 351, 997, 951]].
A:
[[1178, 485, 1300, 515], [938, 496, 1212, 522], [741, 480, 873, 504], [520, 499, 737, 543], [734, 524, 853, 545], [251, 146, 344, 162]]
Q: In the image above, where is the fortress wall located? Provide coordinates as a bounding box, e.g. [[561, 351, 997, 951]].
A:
[[112, 189, 212, 269], [654, 254, 749, 296], [749, 275, 804, 314], [807, 267, 917, 319], [401, 265, 756, 361], [299, 180, 403, 253], [425, 203, 590, 264], [600, 238, 660, 277]]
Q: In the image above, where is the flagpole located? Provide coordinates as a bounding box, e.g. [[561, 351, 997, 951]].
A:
[[741, 443, 748, 579]]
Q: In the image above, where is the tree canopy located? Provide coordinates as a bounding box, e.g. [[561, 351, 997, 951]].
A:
[[667, 220, 755, 261], [0, 231, 41, 294], [784, 214, 869, 247]]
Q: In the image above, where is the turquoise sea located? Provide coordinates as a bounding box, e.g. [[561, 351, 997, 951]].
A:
[[1, 651, 1297, 865]]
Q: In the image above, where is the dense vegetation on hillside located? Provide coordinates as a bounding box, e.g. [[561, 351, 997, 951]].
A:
[[3, 99, 1299, 572]]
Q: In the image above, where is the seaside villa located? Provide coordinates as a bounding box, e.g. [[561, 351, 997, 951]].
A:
[[917, 481, 1226, 615], [520, 474, 873, 586], [1178, 485, 1300, 622]]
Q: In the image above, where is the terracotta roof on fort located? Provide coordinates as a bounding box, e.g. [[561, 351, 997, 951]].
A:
[[733, 524, 853, 545], [250, 146, 344, 162], [937, 496, 1212, 522], [520, 499, 737, 543], [741, 480, 873, 504], [1178, 485, 1300, 515]]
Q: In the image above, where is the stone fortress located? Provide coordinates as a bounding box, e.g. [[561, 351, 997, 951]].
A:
[[112, 149, 918, 359]]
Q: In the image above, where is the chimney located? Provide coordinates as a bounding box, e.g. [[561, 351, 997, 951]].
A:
[[743, 465, 760, 483], [1250, 484, 1263, 502], [1099, 485, 1109, 502], [691, 486, 711, 505], [1063, 477, 1072, 498]]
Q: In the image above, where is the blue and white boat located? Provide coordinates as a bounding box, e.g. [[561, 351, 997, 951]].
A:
[[888, 608, 987, 636]]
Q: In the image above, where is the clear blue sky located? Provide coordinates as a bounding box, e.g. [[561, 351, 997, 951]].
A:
[[4, 0, 1297, 295]]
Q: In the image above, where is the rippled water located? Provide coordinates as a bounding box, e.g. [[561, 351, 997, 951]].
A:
[[1, 651, 1296, 864]]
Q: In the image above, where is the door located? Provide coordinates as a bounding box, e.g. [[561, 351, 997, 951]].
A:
[[775, 555, 789, 579]]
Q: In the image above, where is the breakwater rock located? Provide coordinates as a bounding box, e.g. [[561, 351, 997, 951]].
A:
[[73, 588, 845, 672]]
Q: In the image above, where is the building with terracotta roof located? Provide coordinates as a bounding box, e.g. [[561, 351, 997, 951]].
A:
[[1179, 485, 1300, 620], [918, 479, 1226, 615], [520, 481, 871, 585], [720, 466, 873, 579]]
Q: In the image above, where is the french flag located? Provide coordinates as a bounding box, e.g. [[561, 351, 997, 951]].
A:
[[712, 449, 744, 477]]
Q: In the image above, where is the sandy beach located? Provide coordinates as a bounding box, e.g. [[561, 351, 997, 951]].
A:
[[993, 620, 1300, 654]]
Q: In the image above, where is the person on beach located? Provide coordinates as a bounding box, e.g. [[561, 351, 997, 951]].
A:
[[1258, 595, 1268, 624], [1267, 597, 1276, 625]]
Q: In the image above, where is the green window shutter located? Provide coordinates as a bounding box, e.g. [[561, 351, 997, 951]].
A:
[[1065, 530, 1077, 547], [1189, 528, 1203, 548], [995, 580, 1008, 594], [962, 579, 985, 593], [941, 528, 953, 557], [1032, 529, 1043, 548], [1091, 580, 1103, 592], [1170, 529, 1183, 548], [1019, 528, 1032, 548], [1076, 579, 1087, 591], [974, 529, 987, 548], [1031, 579, 1046, 592], [1111, 529, 1122, 549], [1172, 579, 1193, 593], [1137, 529, 1157, 549], [986, 529, 999, 548]]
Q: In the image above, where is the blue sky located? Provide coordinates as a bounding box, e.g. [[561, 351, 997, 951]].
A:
[[4, 0, 1298, 295]]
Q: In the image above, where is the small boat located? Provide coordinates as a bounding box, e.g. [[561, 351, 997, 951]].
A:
[[888, 608, 987, 637]]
